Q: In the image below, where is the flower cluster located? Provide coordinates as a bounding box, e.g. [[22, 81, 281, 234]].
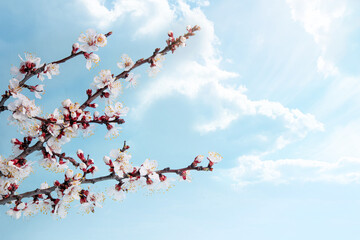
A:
[[78, 29, 107, 52], [11, 53, 42, 80], [148, 53, 165, 77], [7, 94, 41, 124], [77, 149, 98, 174], [74, 29, 109, 70], [39, 63, 60, 81], [92, 69, 122, 100]]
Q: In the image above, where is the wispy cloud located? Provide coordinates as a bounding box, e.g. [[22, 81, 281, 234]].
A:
[[78, 0, 174, 36], [227, 155, 360, 187], [317, 56, 339, 78], [81, 0, 328, 177], [286, 0, 347, 78], [286, 0, 346, 47], [126, 0, 323, 148]]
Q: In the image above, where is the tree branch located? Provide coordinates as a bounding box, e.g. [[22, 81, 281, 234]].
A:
[[10, 27, 200, 163], [0, 32, 112, 113], [0, 163, 209, 205]]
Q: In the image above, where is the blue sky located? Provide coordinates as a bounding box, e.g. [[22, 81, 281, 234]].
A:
[[1, 0, 360, 239]]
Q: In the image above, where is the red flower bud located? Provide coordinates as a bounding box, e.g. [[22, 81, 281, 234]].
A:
[[103, 92, 110, 98], [86, 89, 92, 96], [115, 184, 122, 191], [159, 174, 167, 182], [83, 52, 90, 59], [77, 149, 85, 161], [146, 177, 153, 185]]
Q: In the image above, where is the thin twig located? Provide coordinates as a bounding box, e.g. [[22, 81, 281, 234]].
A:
[[0, 163, 208, 205]]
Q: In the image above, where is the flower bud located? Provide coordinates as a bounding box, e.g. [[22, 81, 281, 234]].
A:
[[86, 89, 92, 96], [103, 92, 110, 98], [88, 166, 98, 174], [72, 123, 79, 131], [40, 182, 49, 189], [79, 162, 87, 171], [179, 36, 186, 43], [146, 177, 153, 185], [159, 174, 167, 182], [115, 184, 122, 191], [195, 155, 204, 163], [11, 138, 21, 145], [63, 109, 69, 116], [65, 169, 73, 179], [72, 43, 80, 54], [62, 99, 72, 108], [77, 149, 85, 161], [103, 156, 111, 165]]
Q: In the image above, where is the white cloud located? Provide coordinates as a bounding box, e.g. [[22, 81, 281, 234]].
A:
[[317, 56, 339, 78], [128, 1, 323, 146], [196, 108, 239, 133], [286, 0, 346, 47], [194, 81, 323, 141], [80, 0, 323, 152], [228, 155, 360, 187], [286, 0, 347, 79], [78, 0, 174, 36]]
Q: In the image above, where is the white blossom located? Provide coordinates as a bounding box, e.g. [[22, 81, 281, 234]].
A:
[[8, 78, 21, 95], [104, 102, 129, 118], [179, 36, 186, 47], [207, 152, 222, 163], [111, 150, 133, 178], [7, 208, 22, 219], [125, 73, 139, 88], [105, 125, 121, 139], [11, 53, 42, 80], [42, 63, 60, 80], [117, 54, 134, 71], [95, 33, 107, 47], [85, 53, 100, 70], [148, 54, 165, 77], [0, 156, 32, 180], [78, 29, 99, 52], [107, 186, 126, 201], [93, 69, 114, 89], [139, 159, 158, 176], [33, 85, 44, 99], [8, 94, 41, 123]]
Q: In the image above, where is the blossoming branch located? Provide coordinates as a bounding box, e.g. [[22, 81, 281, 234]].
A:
[[0, 25, 223, 219]]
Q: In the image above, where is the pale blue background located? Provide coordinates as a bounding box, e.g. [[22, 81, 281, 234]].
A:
[[1, 0, 360, 239]]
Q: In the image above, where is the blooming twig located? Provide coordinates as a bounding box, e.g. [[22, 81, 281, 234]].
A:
[[9, 26, 201, 163], [0, 32, 112, 113], [0, 153, 214, 205]]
